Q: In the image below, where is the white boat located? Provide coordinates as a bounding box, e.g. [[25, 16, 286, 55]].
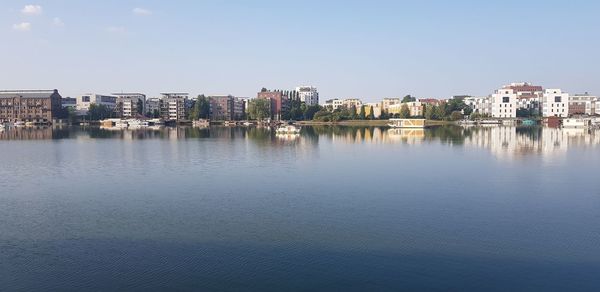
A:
[[243, 121, 253, 126], [13, 121, 25, 127], [563, 118, 591, 128], [276, 124, 301, 134], [478, 119, 502, 125], [388, 118, 426, 128], [115, 120, 128, 128], [193, 119, 210, 127], [127, 119, 149, 127]]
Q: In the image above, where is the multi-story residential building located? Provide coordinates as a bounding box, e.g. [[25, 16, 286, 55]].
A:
[[491, 88, 517, 118], [342, 98, 363, 109], [257, 91, 289, 120], [296, 86, 319, 106], [569, 93, 597, 116], [363, 103, 382, 118], [76, 93, 118, 114], [325, 99, 344, 111], [61, 97, 77, 109], [381, 98, 401, 113], [208, 95, 244, 120], [113, 93, 146, 118], [542, 89, 569, 118], [0, 89, 62, 123], [505, 82, 543, 115], [145, 98, 161, 117], [160, 93, 189, 121], [464, 96, 492, 116], [388, 101, 424, 117]]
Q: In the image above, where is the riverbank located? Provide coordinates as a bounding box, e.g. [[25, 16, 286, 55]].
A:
[[296, 120, 456, 126]]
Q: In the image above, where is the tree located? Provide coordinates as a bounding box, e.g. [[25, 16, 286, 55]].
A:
[[190, 94, 211, 120], [136, 99, 144, 116], [153, 109, 160, 118], [349, 105, 357, 120], [399, 104, 411, 118], [450, 111, 463, 121], [359, 105, 366, 120], [368, 106, 375, 120], [303, 104, 321, 120], [463, 106, 473, 116], [425, 105, 436, 120], [248, 99, 271, 121], [402, 95, 416, 103], [88, 104, 113, 120], [261, 87, 268, 92]]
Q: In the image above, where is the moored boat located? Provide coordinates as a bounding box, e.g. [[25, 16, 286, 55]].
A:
[[275, 124, 301, 134]]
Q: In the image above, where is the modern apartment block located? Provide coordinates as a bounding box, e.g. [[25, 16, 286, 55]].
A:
[[342, 98, 363, 109], [0, 89, 62, 123], [257, 91, 289, 120], [208, 95, 246, 121], [296, 86, 319, 106], [324, 99, 344, 110], [491, 88, 517, 118], [61, 97, 77, 109], [113, 93, 146, 118], [381, 98, 401, 113], [464, 96, 492, 116], [76, 93, 118, 114], [160, 93, 189, 121], [388, 101, 423, 117], [569, 93, 597, 116], [542, 89, 569, 118], [146, 98, 161, 116]]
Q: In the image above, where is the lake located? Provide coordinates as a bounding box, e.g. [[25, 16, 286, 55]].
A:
[[1, 125, 599, 291]]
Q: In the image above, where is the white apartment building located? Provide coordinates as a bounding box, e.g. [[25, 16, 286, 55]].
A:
[[325, 99, 344, 110], [542, 89, 569, 118], [569, 93, 597, 116], [76, 93, 118, 114], [296, 86, 319, 106], [342, 98, 363, 109], [381, 98, 401, 112], [464, 96, 492, 116], [491, 88, 517, 118]]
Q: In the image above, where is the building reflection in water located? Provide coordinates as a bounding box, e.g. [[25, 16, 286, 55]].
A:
[[1, 125, 599, 160]]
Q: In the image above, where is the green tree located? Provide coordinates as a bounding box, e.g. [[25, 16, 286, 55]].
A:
[[425, 105, 436, 120], [368, 106, 375, 120], [88, 104, 113, 120], [402, 95, 416, 103], [349, 105, 357, 120], [399, 104, 411, 118], [450, 111, 463, 121], [248, 99, 271, 120], [153, 109, 160, 118], [359, 105, 366, 120], [136, 99, 144, 116], [303, 104, 321, 120]]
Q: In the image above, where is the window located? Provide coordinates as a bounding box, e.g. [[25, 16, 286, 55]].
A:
[[503, 97, 510, 103], [555, 96, 561, 103], [82, 96, 90, 102]]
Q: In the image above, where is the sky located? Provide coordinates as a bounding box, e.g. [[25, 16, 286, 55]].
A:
[[1, 0, 599, 102]]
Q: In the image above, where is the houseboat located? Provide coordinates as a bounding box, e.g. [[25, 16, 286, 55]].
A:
[[388, 118, 426, 128], [563, 118, 592, 128]]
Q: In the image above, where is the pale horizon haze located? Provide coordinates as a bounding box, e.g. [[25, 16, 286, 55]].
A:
[[1, 0, 599, 101]]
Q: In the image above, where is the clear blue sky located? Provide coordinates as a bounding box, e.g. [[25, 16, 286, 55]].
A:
[[1, 0, 599, 101]]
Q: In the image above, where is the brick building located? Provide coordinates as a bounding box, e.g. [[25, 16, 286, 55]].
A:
[[0, 89, 62, 123]]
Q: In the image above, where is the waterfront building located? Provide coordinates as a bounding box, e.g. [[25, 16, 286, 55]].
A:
[[0, 89, 62, 123], [464, 96, 492, 116], [208, 95, 245, 121], [569, 93, 597, 116], [113, 93, 146, 118], [146, 98, 161, 117], [505, 82, 543, 115], [388, 101, 424, 117], [76, 93, 118, 114], [61, 97, 77, 109], [325, 99, 344, 111], [491, 88, 517, 118], [363, 103, 382, 118], [381, 98, 401, 112], [296, 86, 319, 106], [342, 98, 363, 109], [160, 93, 189, 121], [418, 98, 443, 107], [542, 89, 569, 118], [257, 91, 289, 120]]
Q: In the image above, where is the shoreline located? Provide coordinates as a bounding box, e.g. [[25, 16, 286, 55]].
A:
[[296, 120, 456, 126]]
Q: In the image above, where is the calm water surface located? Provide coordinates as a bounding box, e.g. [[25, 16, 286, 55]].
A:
[[1, 126, 599, 291]]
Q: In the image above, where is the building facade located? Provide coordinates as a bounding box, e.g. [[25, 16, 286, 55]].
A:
[[113, 93, 146, 118], [76, 93, 118, 114], [569, 93, 597, 116], [146, 98, 161, 117], [160, 93, 189, 121], [296, 86, 319, 106], [257, 91, 289, 120], [0, 89, 62, 123], [61, 97, 77, 109], [381, 98, 401, 113], [542, 89, 569, 118], [464, 96, 492, 116], [491, 88, 517, 118], [325, 99, 344, 111]]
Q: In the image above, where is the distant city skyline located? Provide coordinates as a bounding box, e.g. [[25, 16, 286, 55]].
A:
[[2, 0, 599, 101]]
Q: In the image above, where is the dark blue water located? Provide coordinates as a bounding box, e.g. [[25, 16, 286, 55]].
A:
[[1, 126, 599, 291]]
